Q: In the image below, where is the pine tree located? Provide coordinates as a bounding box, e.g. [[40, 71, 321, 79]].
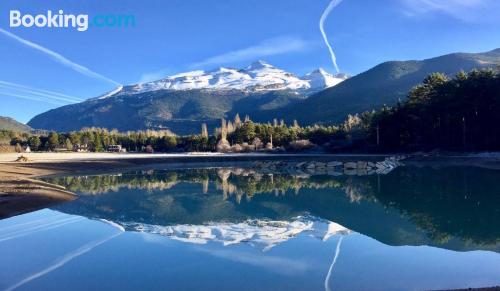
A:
[[94, 135, 104, 152], [28, 136, 41, 151], [163, 136, 177, 150], [65, 138, 73, 151], [48, 132, 59, 150]]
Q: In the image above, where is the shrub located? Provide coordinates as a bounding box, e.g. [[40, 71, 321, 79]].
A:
[[288, 139, 315, 151]]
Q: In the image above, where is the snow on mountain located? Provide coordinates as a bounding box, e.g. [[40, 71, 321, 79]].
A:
[[240, 60, 310, 91], [116, 216, 351, 250], [95, 85, 124, 100], [302, 68, 348, 91], [107, 61, 347, 98]]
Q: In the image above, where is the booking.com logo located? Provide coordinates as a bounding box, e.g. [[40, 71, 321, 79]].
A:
[[9, 10, 135, 32]]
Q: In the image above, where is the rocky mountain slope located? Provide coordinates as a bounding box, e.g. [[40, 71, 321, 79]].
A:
[[28, 49, 500, 134], [0, 116, 31, 132], [280, 48, 500, 124], [28, 62, 346, 134]]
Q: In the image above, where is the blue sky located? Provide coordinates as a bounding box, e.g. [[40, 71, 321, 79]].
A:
[[1, 0, 500, 123]]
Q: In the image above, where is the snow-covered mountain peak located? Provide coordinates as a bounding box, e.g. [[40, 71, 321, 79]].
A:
[[302, 68, 348, 91], [209, 67, 237, 74], [116, 216, 351, 250], [312, 68, 329, 75], [95, 85, 124, 100], [167, 70, 205, 79], [245, 60, 274, 71], [107, 61, 348, 98]]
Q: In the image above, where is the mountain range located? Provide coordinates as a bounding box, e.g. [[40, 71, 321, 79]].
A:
[[28, 49, 500, 134], [107, 60, 347, 96], [281, 48, 500, 124], [0, 116, 31, 132]]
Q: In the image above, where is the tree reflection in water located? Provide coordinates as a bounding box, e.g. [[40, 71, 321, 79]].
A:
[[46, 165, 500, 252]]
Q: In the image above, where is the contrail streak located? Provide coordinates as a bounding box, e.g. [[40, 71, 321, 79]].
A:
[[324, 236, 344, 291], [0, 81, 83, 103], [5, 232, 122, 291], [0, 214, 65, 232], [320, 0, 343, 73], [0, 217, 83, 243], [0, 28, 121, 86], [0, 91, 66, 105]]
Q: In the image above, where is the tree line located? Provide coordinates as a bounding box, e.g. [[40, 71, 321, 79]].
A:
[[368, 69, 500, 151], [1, 117, 348, 153], [2, 68, 499, 153]]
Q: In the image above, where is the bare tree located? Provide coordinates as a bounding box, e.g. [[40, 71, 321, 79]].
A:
[[234, 113, 242, 128], [227, 121, 234, 133], [221, 118, 227, 141], [201, 123, 208, 138]]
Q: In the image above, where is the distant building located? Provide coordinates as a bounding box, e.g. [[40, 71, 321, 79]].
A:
[[73, 144, 89, 152], [108, 145, 125, 153]]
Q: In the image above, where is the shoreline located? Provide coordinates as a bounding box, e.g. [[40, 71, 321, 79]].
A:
[[2, 152, 500, 219], [0, 152, 393, 163], [0, 164, 76, 219], [0, 152, 391, 219]]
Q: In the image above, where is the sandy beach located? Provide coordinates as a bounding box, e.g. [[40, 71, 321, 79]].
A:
[[0, 151, 395, 163], [0, 163, 76, 219]]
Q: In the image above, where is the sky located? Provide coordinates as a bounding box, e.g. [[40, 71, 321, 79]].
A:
[[0, 0, 500, 123]]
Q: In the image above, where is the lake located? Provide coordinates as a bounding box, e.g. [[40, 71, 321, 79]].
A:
[[1, 163, 499, 290]]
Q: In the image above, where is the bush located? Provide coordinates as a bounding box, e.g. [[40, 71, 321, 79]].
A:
[[288, 139, 315, 151], [230, 144, 243, 153], [28, 136, 41, 151], [216, 139, 231, 153]]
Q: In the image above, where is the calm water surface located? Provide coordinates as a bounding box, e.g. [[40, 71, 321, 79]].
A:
[[0, 164, 499, 291]]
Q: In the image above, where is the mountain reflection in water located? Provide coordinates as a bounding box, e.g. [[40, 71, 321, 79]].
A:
[[45, 165, 500, 253]]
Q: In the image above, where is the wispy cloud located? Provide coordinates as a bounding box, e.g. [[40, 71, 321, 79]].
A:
[[0, 81, 83, 104], [0, 28, 121, 86], [191, 36, 308, 68], [401, 0, 499, 21]]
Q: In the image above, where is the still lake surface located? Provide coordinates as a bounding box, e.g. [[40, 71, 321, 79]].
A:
[[0, 163, 499, 290]]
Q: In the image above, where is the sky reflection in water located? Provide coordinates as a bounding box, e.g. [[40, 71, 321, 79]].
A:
[[0, 165, 499, 290]]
